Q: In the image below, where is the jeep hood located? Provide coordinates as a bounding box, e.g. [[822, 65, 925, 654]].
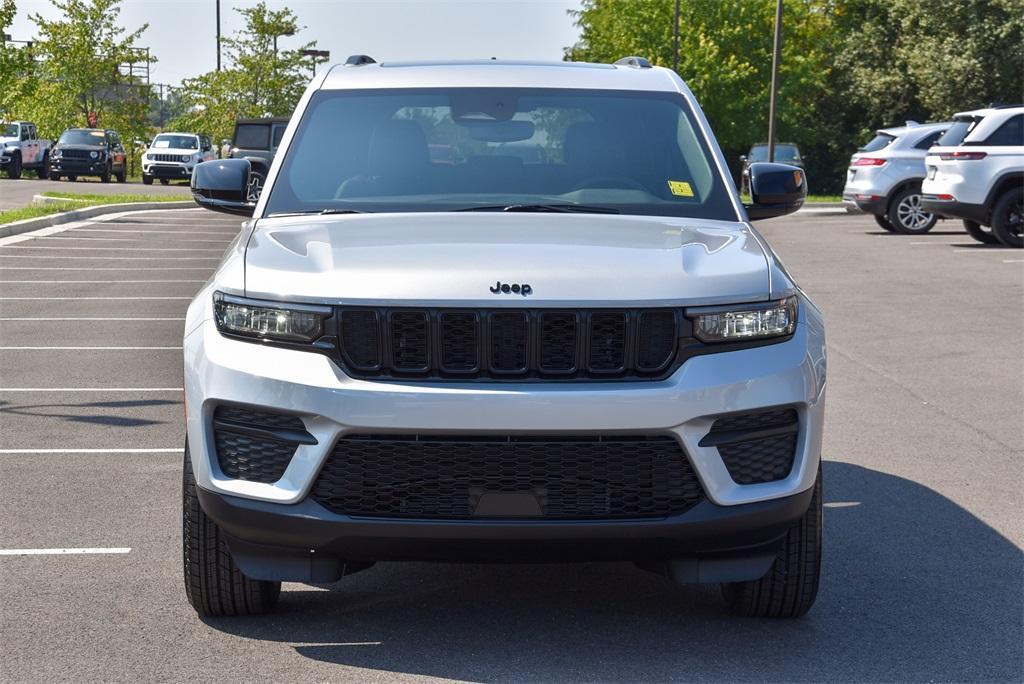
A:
[[0, 136, 17, 145], [242, 213, 771, 306]]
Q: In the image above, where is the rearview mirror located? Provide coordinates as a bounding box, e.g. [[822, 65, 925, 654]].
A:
[[191, 159, 255, 217], [743, 162, 807, 221]]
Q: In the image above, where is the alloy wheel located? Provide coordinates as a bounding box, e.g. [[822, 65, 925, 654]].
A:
[[896, 193, 933, 231]]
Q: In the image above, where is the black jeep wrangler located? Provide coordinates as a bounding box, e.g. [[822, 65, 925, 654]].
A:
[[50, 128, 127, 183], [227, 117, 289, 200]]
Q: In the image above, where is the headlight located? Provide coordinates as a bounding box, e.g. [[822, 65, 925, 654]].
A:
[[51, 148, 62, 158], [89, 150, 98, 159], [214, 292, 331, 343], [687, 296, 797, 343], [181, 154, 192, 163]]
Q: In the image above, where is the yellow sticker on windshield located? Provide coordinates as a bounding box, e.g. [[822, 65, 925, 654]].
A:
[[667, 180, 694, 197]]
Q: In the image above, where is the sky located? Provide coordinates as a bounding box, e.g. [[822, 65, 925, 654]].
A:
[[9, 0, 583, 87]]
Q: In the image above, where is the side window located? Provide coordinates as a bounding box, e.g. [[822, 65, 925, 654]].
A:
[[21, 126, 30, 141], [28, 124, 37, 140], [983, 114, 1023, 146], [914, 131, 943, 150], [272, 124, 286, 149]]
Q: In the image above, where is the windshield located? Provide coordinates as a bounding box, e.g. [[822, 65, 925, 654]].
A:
[[58, 129, 106, 146], [263, 88, 737, 220], [151, 134, 198, 150], [937, 118, 980, 147], [1, 123, 18, 137], [748, 144, 800, 162]]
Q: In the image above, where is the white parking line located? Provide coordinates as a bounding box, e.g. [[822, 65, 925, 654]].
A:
[[0, 346, 182, 350], [0, 296, 191, 300], [0, 548, 132, 555], [0, 246, 226, 252], [1003, 259, 1023, 263], [0, 280, 204, 283], [908, 241, 978, 246], [0, 266, 209, 270], [69, 229, 237, 236], [0, 387, 183, 392], [34, 236, 231, 244], [0, 317, 185, 321], [0, 448, 179, 454], [0, 254, 220, 260]]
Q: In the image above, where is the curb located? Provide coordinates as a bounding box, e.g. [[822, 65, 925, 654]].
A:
[[0, 199, 195, 238]]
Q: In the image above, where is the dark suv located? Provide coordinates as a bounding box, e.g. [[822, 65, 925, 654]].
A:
[[228, 117, 289, 200], [50, 128, 127, 183]]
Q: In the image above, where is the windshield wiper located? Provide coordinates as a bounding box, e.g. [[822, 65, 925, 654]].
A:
[[455, 203, 619, 214], [266, 209, 367, 217]]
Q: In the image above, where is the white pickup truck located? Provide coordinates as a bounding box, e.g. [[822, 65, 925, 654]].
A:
[[1, 121, 52, 179]]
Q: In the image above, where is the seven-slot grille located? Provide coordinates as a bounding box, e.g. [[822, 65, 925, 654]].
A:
[[310, 434, 705, 519], [59, 148, 96, 159], [337, 308, 681, 380], [149, 153, 186, 162]]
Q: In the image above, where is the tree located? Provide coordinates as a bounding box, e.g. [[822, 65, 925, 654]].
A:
[[6, 0, 154, 149], [0, 0, 38, 118], [170, 3, 316, 144]]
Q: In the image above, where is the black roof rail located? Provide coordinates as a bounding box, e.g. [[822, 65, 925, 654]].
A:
[[345, 54, 377, 66], [614, 56, 651, 68]]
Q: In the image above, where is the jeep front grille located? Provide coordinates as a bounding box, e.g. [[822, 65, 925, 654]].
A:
[[311, 434, 705, 519], [336, 307, 682, 381]]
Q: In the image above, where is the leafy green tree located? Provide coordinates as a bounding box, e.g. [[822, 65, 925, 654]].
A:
[[7, 0, 154, 150], [170, 2, 316, 144], [0, 0, 38, 119]]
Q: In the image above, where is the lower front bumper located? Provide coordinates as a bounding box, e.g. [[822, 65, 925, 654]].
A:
[[145, 163, 193, 179], [198, 482, 815, 582], [51, 160, 105, 175]]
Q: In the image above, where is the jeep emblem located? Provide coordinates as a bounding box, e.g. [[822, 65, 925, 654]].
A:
[[490, 281, 532, 296]]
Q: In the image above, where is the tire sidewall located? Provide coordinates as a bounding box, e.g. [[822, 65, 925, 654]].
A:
[[991, 189, 1024, 248], [888, 188, 937, 234]]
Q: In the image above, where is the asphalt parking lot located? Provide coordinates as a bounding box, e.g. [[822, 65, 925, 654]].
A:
[[1, 207, 1021, 681], [0, 176, 190, 211]]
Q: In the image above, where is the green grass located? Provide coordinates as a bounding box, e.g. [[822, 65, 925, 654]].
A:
[[1, 192, 189, 225], [0, 202, 87, 225], [40, 191, 189, 203], [805, 194, 842, 203]]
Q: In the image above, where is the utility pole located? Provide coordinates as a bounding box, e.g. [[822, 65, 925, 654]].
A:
[[672, 0, 680, 72], [767, 0, 783, 163], [216, 0, 221, 71]]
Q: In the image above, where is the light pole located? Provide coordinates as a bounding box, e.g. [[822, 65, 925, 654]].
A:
[[215, 0, 221, 71], [301, 49, 330, 79], [767, 0, 783, 163], [273, 28, 295, 57], [672, 0, 680, 72]]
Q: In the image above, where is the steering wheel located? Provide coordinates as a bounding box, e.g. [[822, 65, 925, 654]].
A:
[[570, 175, 649, 192]]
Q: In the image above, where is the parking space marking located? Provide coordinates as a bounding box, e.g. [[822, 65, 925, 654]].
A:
[[0, 266, 210, 270], [0, 548, 131, 555], [0, 387, 182, 392], [0, 246, 226, 252], [0, 346, 182, 350], [69, 229, 237, 236], [1004, 259, 1024, 263], [0, 254, 220, 260], [0, 296, 191, 300], [0, 448, 179, 454], [0, 317, 184, 320], [0, 279, 204, 283], [34, 236, 232, 244]]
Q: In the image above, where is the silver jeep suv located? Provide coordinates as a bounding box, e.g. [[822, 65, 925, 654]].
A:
[[183, 56, 825, 619], [843, 121, 950, 233]]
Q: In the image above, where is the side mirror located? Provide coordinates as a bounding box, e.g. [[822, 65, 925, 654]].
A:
[[739, 155, 748, 163], [191, 158, 255, 217], [743, 162, 807, 221]]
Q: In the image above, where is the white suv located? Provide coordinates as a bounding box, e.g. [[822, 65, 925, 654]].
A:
[[842, 121, 950, 234], [183, 56, 825, 619], [141, 132, 216, 185], [922, 106, 1024, 247]]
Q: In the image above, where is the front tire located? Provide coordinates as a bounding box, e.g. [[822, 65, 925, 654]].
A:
[[963, 219, 1000, 245], [49, 172, 62, 181], [182, 445, 281, 617], [36, 153, 50, 179], [888, 187, 937, 234], [990, 188, 1023, 248], [100, 163, 111, 183], [722, 468, 822, 618], [873, 214, 897, 232], [142, 174, 153, 185], [6, 153, 21, 179]]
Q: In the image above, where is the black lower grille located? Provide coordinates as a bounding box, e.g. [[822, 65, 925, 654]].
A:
[[311, 435, 704, 519], [212, 406, 309, 483], [336, 307, 683, 381], [703, 408, 799, 485]]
